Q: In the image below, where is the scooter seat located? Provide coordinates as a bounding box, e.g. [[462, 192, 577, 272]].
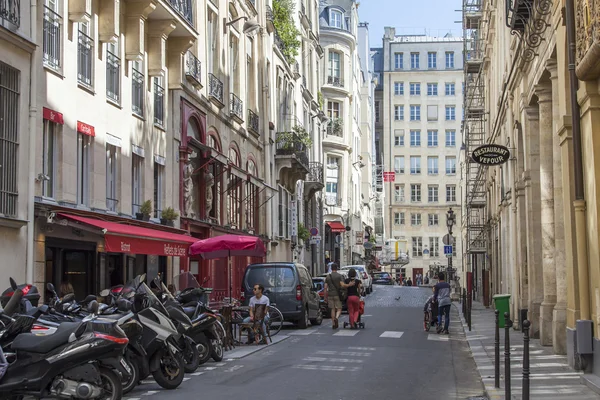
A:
[[183, 306, 195, 317], [12, 321, 82, 353]]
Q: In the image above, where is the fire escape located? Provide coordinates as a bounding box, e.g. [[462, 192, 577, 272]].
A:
[[463, 0, 487, 302]]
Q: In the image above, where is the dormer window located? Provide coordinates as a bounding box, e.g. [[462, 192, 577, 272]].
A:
[[330, 9, 342, 28]]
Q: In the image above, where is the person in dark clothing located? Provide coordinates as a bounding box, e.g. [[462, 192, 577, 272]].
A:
[[406, 278, 413, 287], [344, 268, 362, 329], [434, 272, 451, 334]]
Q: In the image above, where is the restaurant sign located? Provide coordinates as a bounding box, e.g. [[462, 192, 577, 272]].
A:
[[471, 144, 510, 166]]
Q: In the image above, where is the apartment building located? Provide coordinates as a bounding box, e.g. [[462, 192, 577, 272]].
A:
[[378, 28, 463, 282]]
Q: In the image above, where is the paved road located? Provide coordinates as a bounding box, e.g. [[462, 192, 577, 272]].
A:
[[125, 286, 486, 400]]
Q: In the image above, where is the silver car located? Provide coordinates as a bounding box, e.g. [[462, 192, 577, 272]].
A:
[[340, 265, 373, 295]]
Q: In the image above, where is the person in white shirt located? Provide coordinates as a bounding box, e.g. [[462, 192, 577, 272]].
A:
[[244, 284, 270, 343]]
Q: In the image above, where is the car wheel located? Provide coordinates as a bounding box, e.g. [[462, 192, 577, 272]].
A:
[[310, 309, 323, 326], [297, 304, 309, 329]]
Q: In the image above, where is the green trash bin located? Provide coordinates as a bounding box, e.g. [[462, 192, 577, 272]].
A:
[[493, 294, 511, 328]]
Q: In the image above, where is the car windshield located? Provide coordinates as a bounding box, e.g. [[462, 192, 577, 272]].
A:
[[245, 266, 295, 289], [174, 272, 201, 291], [374, 273, 390, 279], [312, 279, 324, 290]]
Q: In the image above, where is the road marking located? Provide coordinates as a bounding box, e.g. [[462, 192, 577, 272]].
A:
[[202, 366, 217, 370], [348, 346, 376, 350], [215, 362, 227, 366], [141, 380, 155, 385], [333, 330, 359, 337], [428, 334, 450, 341], [304, 357, 364, 363], [142, 391, 159, 396], [293, 364, 361, 372], [125, 398, 141, 400], [183, 377, 190, 382], [379, 331, 404, 338], [225, 365, 244, 372], [288, 330, 316, 335], [226, 358, 234, 361], [191, 372, 205, 376]]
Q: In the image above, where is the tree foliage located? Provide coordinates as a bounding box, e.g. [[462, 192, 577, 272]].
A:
[[273, 0, 301, 64]]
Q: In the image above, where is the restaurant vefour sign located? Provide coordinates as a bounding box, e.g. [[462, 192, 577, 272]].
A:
[[471, 144, 510, 166]]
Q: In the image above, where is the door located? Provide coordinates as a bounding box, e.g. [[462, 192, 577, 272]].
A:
[[62, 250, 93, 300], [412, 268, 423, 285]]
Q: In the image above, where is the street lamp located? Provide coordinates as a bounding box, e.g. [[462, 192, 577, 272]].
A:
[[446, 208, 456, 282]]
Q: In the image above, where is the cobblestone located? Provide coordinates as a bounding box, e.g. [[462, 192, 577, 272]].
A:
[[369, 285, 430, 308]]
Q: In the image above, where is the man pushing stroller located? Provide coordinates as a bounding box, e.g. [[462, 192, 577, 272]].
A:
[[423, 287, 438, 331]]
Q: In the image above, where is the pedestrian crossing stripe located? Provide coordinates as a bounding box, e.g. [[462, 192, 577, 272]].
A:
[[427, 334, 449, 341], [379, 331, 404, 338], [288, 330, 316, 335], [333, 329, 359, 336]]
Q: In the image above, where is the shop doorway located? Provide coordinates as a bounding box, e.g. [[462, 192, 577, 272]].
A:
[[45, 240, 96, 301], [107, 254, 124, 287]]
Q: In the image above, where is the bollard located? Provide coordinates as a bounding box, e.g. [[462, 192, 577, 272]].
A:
[[522, 320, 531, 400], [462, 288, 467, 315], [504, 312, 512, 399], [495, 309, 500, 388], [467, 294, 472, 331]]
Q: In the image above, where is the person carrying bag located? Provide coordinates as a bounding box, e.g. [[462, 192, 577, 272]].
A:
[[324, 263, 355, 329]]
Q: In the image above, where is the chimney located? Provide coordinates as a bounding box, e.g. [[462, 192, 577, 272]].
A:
[[384, 27, 396, 40]]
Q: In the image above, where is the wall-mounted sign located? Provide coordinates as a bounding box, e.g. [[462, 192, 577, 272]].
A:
[[383, 172, 396, 182], [472, 144, 510, 165]]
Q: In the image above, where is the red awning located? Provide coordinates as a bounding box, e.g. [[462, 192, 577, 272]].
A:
[[77, 121, 95, 137], [58, 213, 197, 256], [326, 221, 346, 233], [43, 107, 64, 124]]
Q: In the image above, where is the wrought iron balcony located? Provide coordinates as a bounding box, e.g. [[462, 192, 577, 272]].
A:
[[293, 61, 301, 79], [266, 5, 274, 32], [274, 30, 286, 55], [247, 109, 259, 134], [302, 75, 307, 88], [230, 93, 244, 123], [43, 6, 61, 69], [185, 51, 202, 87], [208, 73, 224, 106], [326, 119, 343, 137], [1, 0, 20, 29], [306, 162, 324, 185], [327, 75, 344, 87], [167, 0, 193, 26], [275, 132, 309, 171], [324, 193, 342, 207]]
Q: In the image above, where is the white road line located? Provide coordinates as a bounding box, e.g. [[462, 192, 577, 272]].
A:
[[141, 391, 160, 396], [215, 362, 227, 366], [141, 380, 155, 385], [183, 377, 190, 382], [293, 364, 361, 372], [226, 358, 234, 361], [191, 372, 205, 376], [379, 331, 404, 338], [348, 346, 376, 350], [202, 366, 217, 370], [225, 365, 244, 372], [428, 334, 450, 341], [304, 357, 364, 363], [333, 330, 359, 337], [288, 330, 316, 335]]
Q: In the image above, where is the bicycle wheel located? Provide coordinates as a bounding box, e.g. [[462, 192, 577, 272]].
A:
[[267, 305, 284, 336]]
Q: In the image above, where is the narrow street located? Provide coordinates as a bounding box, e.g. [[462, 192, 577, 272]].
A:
[[125, 286, 485, 400]]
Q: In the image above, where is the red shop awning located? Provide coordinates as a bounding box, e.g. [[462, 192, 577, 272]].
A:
[[58, 213, 197, 256], [326, 221, 346, 233], [43, 107, 64, 124]]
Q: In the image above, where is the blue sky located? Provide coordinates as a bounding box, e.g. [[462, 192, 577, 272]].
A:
[[357, 0, 463, 46]]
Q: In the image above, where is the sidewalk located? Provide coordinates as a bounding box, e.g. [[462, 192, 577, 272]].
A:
[[457, 301, 600, 400]]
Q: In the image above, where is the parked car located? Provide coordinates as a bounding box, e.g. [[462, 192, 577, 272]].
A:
[[242, 263, 322, 329], [312, 277, 329, 316], [340, 265, 373, 294], [372, 272, 394, 285]]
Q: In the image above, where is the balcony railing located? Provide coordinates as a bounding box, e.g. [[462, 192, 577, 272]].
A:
[[132, 67, 144, 116], [275, 132, 309, 170], [294, 61, 300, 79], [106, 50, 120, 103], [106, 197, 119, 213], [154, 79, 165, 126], [324, 193, 342, 207], [306, 162, 323, 184], [327, 75, 344, 87], [394, 195, 405, 203], [167, 0, 193, 25], [247, 109, 259, 134], [77, 30, 94, 87], [43, 6, 61, 69], [208, 73, 224, 105], [229, 93, 243, 122], [302, 75, 307, 88], [266, 4, 273, 22], [326, 119, 343, 137], [1, 0, 20, 29], [274, 30, 286, 55], [185, 51, 202, 87]]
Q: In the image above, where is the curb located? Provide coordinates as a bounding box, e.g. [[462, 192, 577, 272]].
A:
[[223, 334, 290, 360]]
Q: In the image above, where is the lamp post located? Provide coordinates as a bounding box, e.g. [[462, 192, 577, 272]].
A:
[[446, 208, 456, 282]]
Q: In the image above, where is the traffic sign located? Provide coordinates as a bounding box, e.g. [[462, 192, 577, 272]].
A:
[[310, 227, 319, 236], [444, 245, 453, 255], [442, 234, 454, 246]]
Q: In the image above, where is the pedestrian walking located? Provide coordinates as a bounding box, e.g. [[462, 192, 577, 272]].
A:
[[434, 272, 451, 334], [324, 263, 355, 329], [344, 268, 362, 329]]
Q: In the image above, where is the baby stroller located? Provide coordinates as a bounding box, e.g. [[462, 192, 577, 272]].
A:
[[343, 296, 365, 329], [423, 298, 439, 332]]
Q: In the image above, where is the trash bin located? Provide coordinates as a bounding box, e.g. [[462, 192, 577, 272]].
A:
[[493, 294, 511, 328]]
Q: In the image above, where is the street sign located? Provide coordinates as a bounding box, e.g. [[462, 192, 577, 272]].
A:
[[442, 234, 454, 246], [309, 236, 321, 245], [310, 227, 319, 236], [444, 245, 453, 255], [383, 172, 396, 182]]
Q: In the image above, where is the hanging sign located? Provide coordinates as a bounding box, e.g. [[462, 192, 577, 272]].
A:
[[471, 144, 510, 165]]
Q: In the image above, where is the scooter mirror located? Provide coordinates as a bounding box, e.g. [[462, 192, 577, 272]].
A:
[[9, 277, 17, 290], [140, 273, 146, 283], [83, 294, 97, 303], [47, 282, 56, 293], [88, 300, 99, 315], [99, 289, 110, 297]]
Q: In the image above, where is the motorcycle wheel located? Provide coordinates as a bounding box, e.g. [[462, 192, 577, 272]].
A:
[[152, 349, 185, 390], [210, 339, 224, 362], [98, 367, 123, 400], [121, 356, 139, 394], [183, 336, 200, 373], [196, 333, 211, 365]]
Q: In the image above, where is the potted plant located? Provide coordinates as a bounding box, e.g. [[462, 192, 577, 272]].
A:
[[137, 200, 152, 221], [160, 207, 179, 227], [297, 223, 310, 242]]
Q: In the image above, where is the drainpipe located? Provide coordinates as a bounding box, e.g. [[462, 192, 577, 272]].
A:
[[565, 0, 590, 321], [26, 0, 38, 285]]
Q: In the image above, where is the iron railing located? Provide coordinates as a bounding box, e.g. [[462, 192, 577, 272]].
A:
[[168, 0, 193, 25], [106, 197, 119, 212], [266, 5, 273, 22], [247, 109, 259, 134], [154, 79, 165, 126], [0, 61, 19, 217], [77, 30, 94, 87], [306, 162, 323, 184], [132, 67, 144, 116], [230, 93, 243, 121], [275, 132, 309, 170], [208, 73, 223, 104], [1, 0, 20, 29], [185, 51, 201, 86], [327, 75, 344, 87], [324, 193, 342, 206], [302, 75, 307, 88], [326, 119, 343, 137], [43, 6, 61, 69], [106, 50, 120, 103]]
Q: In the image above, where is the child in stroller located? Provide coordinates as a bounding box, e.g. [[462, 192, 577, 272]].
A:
[[423, 287, 438, 332]]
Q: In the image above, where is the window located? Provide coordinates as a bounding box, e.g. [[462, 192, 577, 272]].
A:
[[445, 83, 455, 96], [445, 52, 455, 69], [394, 52, 403, 69], [427, 130, 438, 147], [106, 144, 118, 212], [132, 60, 144, 117], [77, 133, 91, 206], [410, 52, 420, 69], [394, 133, 404, 146], [154, 77, 165, 126], [132, 155, 143, 215], [412, 237, 423, 257], [43, 1, 62, 70], [154, 162, 164, 218], [427, 156, 438, 175], [0, 62, 19, 216], [327, 101, 341, 119], [394, 105, 404, 121], [410, 156, 421, 174], [446, 185, 456, 202], [207, 9, 217, 74], [427, 83, 438, 96], [411, 184, 421, 202], [428, 52, 437, 69], [394, 212, 405, 225], [409, 83, 421, 95], [375, 101, 380, 123], [328, 51, 341, 78], [428, 214, 439, 226], [410, 130, 421, 147], [411, 213, 421, 226], [106, 42, 120, 103], [410, 105, 420, 121], [445, 105, 456, 120], [428, 185, 438, 202], [430, 237, 440, 257], [394, 156, 405, 174], [394, 82, 404, 95], [446, 157, 457, 174], [77, 22, 94, 87], [326, 156, 339, 205], [427, 105, 438, 121], [394, 184, 405, 202], [42, 120, 57, 198], [278, 186, 290, 237], [446, 130, 456, 147], [330, 9, 342, 28]]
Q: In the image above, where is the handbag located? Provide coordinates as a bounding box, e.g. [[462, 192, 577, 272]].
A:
[[329, 273, 347, 301]]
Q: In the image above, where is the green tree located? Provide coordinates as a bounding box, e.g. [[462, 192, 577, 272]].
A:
[[273, 0, 301, 64]]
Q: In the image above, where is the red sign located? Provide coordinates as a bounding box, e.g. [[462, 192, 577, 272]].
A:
[[104, 235, 189, 257], [43, 107, 64, 125], [77, 121, 95, 137], [383, 172, 396, 182]]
